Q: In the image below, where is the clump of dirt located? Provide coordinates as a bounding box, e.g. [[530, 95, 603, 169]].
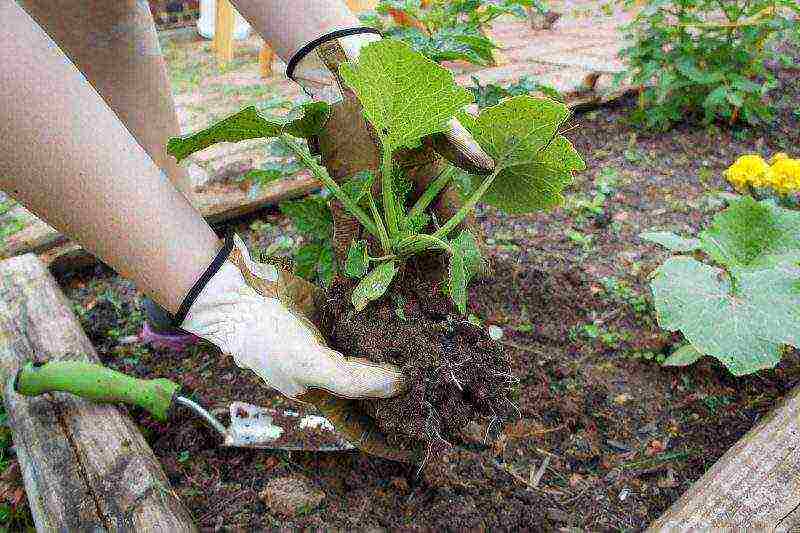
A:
[[318, 259, 518, 457]]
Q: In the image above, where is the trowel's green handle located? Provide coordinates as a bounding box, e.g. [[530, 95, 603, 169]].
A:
[[15, 361, 180, 422]]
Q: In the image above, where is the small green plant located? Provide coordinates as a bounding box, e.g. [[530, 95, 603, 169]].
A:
[[278, 195, 336, 286], [642, 195, 800, 375], [0, 207, 25, 247], [168, 40, 584, 314], [617, 0, 800, 130], [369, 0, 533, 66], [468, 75, 563, 109]]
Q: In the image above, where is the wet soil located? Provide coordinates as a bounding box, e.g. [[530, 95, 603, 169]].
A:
[[318, 263, 516, 456], [10, 44, 798, 532]]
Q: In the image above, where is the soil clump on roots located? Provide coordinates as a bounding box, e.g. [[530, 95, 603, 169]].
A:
[[319, 259, 518, 461]]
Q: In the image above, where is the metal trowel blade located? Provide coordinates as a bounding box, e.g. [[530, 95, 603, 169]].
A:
[[224, 401, 355, 452]]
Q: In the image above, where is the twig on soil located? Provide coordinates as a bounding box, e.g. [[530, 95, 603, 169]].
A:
[[449, 364, 464, 391], [530, 455, 551, 488]]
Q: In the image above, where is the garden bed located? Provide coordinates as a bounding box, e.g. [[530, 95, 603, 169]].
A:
[[27, 57, 799, 529]]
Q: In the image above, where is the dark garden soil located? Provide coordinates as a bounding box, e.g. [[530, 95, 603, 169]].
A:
[[319, 262, 516, 457], [24, 53, 799, 530]]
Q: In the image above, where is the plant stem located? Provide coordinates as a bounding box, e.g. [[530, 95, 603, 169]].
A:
[[281, 135, 379, 238], [367, 190, 392, 255], [408, 165, 456, 220], [432, 166, 502, 240], [395, 233, 451, 257], [394, 167, 502, 258], [381, 146, 401, 237], [369, 254, 396, 262]]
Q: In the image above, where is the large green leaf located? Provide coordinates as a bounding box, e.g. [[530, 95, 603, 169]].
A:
[[699, 197, 800, 270], [352, 261, 398, 312], [167, 102, 330, 162], [338, 39, 473, 151], [651, 255, 800, 375], [459, 95, 585, 213]]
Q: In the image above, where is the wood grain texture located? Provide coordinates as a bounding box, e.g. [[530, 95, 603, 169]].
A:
[[1, 176, 320, 274], [649, 385, 800, 531], [213, 0, 234, 64], [0, 254, 197, 532]]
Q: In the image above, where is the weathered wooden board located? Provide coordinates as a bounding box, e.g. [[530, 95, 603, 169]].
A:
[[0, 254, 197, 532], [1, 175, 320, 273], [648, 384, 800, 531]]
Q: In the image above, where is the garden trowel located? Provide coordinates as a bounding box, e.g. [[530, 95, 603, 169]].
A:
[[12, 360, 353, 452], [13, 360, 423, 463]]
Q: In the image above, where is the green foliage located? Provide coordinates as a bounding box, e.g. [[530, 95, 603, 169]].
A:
[[662, 344, 704, 367], [468, 75, 564, 109], [167, 102, 329, 162], [0, 217, 25, 246], [448, 229, 484, 313], [339, 40, 473, 152], [168, 39, 583, 313], [646, 197, 800, 375], [458, 95, 585, 214], [352, 260, 398, 311], [374, 0, 532, 65], [279, 197, 336, 285], [618, 0, 799, 130], [345, 240, 369, 279]]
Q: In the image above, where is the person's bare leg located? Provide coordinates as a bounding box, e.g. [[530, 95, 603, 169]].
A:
[[0, 2, 219, 314], [231, 0, 360, 60], [17, 0, 193, 197]]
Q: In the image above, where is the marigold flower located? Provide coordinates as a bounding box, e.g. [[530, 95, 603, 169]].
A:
[[724, 155, 770, 191], [771, 152, 790, 164], [768, 157, 800, 195]]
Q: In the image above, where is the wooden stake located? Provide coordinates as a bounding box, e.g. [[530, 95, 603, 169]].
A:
[[344, 0, 378, 11], [213, 0, 234, 66], [259, 42, 275, 78]]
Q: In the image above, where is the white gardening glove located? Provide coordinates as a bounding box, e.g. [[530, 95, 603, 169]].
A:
[[175, 233, 405, 399]]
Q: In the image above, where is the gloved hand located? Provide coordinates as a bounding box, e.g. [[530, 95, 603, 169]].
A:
[[176, 232, 418, 461], [286, 28, 494, 261], [175, 232, 405, 400]]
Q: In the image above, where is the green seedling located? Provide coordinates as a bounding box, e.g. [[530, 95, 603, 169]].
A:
[[168, 39, 584, 314], [643, 196, 800, 375], [375, 0, 532, 66]]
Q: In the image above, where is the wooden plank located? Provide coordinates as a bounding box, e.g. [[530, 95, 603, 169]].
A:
[[0, 175, 321, 273], [213, 0, 234, 65], [648, 384, 800, 531], [0, 254, 197, 532]]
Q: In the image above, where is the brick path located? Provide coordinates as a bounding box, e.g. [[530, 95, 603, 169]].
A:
[[451, 1, 633, 95]]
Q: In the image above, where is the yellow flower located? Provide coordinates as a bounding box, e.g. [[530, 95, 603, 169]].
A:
[[724, 155, 771, 191], [768, 157, 800, 195], [771, 152, 790, 164]]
